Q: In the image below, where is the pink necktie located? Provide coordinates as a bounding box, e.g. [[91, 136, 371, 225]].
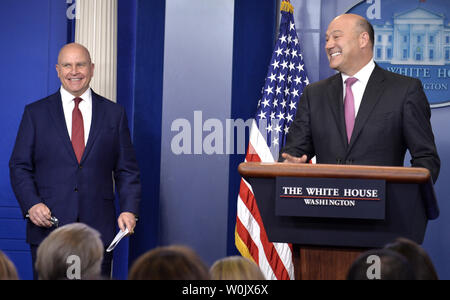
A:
[[344, 77, 358, 143], [72, 97, 85, 163]]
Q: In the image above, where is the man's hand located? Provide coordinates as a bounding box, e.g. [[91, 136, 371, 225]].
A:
[[281, 153, 308, 164], [118, 212, 137, 235], [28, 203, 53, 228]]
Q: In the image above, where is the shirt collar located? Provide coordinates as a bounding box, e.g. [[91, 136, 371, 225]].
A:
[[60, 86, 92, 105], [341, 59, 375, 85]]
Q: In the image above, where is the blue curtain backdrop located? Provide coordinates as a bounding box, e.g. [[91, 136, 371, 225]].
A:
[[114, 0, 139, 280], [119, 0, 165, 268]]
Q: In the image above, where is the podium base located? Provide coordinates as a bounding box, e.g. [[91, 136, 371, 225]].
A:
[[293, 245, 366, 280]]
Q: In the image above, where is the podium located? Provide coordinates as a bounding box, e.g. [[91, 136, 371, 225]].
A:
[[238, 162, 439, 280]]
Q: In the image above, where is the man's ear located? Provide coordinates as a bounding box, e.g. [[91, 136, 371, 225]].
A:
[[55, 64, 61, 77], [359, 32, 370, 49]]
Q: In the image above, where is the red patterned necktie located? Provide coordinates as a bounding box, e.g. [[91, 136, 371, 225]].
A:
[[72, 97, 85, 163], [344, 77, 358, 143]]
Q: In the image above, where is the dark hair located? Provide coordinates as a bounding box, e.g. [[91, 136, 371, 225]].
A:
[[357, 18, 375, 48], [385, 238, 439, 280], [128, 245, 210, 280], [347, 249, 416, 280]]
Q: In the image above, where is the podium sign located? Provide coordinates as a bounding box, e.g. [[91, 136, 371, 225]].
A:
[[276, 177, 386, 220]]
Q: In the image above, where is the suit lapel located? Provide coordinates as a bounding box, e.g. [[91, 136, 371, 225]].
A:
[[47, 92, 79, 162], [326, 74, 348, 148], [348, 65, 386, 152], [81, 91, 106, 163]]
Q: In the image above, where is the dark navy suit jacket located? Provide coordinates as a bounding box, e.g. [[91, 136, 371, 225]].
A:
[[281, 65, 440, 183], [9, 90, 141, 246]]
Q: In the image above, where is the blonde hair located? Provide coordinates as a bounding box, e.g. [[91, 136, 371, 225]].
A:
[[36, 223, 104, 280], [210, 256, 266, 280], [0, 251, 19, 280]]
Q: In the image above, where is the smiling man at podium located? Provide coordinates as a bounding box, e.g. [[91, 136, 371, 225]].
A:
[[280, 14, 440, 183]]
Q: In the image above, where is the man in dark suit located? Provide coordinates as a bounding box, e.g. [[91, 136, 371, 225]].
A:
[[280, 14, 440, 183], [9, 43, 141, 277]]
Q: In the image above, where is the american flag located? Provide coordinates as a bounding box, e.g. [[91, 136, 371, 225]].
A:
[[235, 0, 310, 280]]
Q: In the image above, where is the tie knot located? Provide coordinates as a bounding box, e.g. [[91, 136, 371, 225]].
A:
[[74, 97, 83, 107], [345, 77, 358, 87]]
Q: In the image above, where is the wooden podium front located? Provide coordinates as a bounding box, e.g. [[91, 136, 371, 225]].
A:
[[293, 246, 364, 280], [238, 162, 438, 280]]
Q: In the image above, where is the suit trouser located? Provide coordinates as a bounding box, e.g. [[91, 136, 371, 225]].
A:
[[30, 244, 113, 280]]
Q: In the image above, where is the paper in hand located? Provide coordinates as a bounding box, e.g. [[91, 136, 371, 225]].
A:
[[106, 228, 129, 252]]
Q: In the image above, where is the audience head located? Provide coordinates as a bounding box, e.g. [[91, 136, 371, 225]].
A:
[[347, 248, 416, 280], [210, 256, 266, 280], [385, 237, 439, 280], [0, 250, 19, 280], [128, 245, 210, 280], [36, 223, 104, 280]]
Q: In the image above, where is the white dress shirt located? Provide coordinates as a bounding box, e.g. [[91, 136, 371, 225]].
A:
[[60, 87, 92, 146], [341, 59, 376, 117]]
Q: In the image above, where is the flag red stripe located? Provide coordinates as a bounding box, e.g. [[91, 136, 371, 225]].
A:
[[246, 143, 262, 163], [238, 174, 290, 279]]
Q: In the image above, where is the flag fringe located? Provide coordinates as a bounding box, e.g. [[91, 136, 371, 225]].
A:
[[280, 1, 294, 14], [235, 225, 256, 263]]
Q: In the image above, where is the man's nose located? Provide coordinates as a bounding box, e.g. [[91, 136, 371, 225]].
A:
[[325, 39, 333, 51], [69, 66, 79, 75]]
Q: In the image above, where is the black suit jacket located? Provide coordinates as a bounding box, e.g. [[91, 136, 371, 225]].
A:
[[281, 65, 440, 183]]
